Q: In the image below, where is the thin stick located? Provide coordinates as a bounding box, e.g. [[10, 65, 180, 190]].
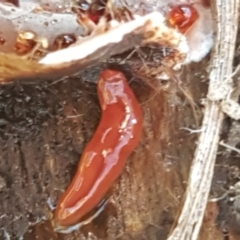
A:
[[167, 1, 239, 240], [219, 140, 240, 155]]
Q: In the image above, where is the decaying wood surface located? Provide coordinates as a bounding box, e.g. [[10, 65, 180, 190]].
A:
[[0, 59, 207, 240]]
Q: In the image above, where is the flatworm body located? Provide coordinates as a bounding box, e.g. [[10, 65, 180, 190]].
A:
[[54, 69, 143, 227]]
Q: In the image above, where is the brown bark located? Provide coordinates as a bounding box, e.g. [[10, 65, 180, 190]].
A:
[[0, 59, 207, 239]]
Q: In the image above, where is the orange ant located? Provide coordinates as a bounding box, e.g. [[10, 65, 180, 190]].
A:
[[168, 4, 199, 34], [72, 0, 133, 34], [14, 31, 48, 60]]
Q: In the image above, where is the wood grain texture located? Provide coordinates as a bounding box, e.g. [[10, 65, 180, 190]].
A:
[[0, 61, 210, 239]]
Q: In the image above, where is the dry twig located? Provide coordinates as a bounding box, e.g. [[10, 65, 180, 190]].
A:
[[0, 12, 187, 83], [167, 1, 239, 240]]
